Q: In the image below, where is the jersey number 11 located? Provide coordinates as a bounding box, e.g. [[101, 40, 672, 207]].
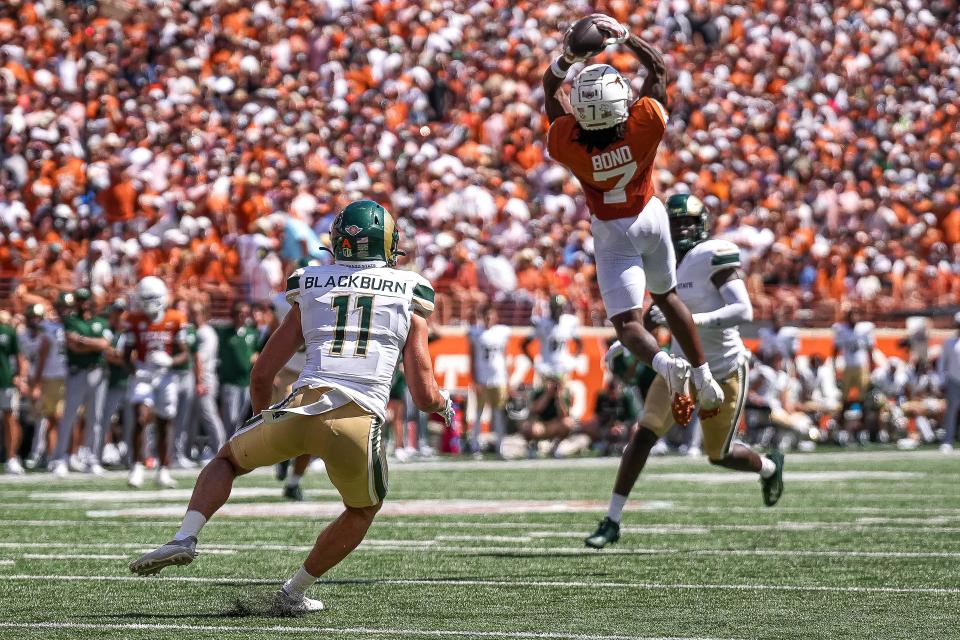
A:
[[330, 294, 374, 357]]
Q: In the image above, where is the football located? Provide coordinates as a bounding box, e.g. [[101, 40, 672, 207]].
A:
[[565, 15, 607, 58]]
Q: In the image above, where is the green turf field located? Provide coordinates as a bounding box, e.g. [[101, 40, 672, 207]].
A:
[[1, 450, 959, 640]]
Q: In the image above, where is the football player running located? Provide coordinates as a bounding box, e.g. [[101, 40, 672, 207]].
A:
[[542, 14, 723, 417], [123, 277, 189, 489], [130, 201, 454, 614], [585, 194, 785, 549]]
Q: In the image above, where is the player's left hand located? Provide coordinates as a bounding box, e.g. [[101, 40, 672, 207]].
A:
[[438, 390, 455, 427], [649, 305, 667, 327], [590, 14, 630, 45], [697, 378, 725, 412]]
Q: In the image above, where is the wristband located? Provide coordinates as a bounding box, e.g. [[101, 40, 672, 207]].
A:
[[550, 58, 568, 79]]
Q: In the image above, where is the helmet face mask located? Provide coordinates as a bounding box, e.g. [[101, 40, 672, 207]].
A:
[[330, 200, 404, 266], [571, 64, 631, 131], [665, 194, 709, 257]]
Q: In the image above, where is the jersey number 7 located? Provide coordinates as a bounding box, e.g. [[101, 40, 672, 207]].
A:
[[330, 294, 375, 357], [594, 161, 637, 204]]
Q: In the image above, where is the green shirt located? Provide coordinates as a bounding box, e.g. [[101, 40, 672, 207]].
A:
[[0, 324, 19, 388], [64, 315, 110, 370], [215, 324, 260, 386], [107, 332, 129, 389], [173, 324, 198, 372]]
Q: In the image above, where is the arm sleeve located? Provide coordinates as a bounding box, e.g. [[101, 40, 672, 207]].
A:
[[412, 276, 435, 318], [709, 245, 742, 273], [285, 268, 304, 305], [692, 278, 753, 329]]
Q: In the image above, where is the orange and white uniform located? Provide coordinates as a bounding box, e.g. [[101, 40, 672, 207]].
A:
[[123, 309, 188, 419], [547, 97, 676, 318]]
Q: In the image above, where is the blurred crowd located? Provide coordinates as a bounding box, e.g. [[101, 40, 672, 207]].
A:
[[1, 0, 958, 328]]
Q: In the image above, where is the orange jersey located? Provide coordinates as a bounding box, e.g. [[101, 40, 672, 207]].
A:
[[124, 309, 187, 359], [547, 97, 668, 220]]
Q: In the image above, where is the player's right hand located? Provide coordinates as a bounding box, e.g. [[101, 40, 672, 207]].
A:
[[438, 390, 455, 427], [590, 14, 630, 45]]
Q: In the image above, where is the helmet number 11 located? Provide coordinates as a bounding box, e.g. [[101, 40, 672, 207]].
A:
[[593, 161, 636, 205]]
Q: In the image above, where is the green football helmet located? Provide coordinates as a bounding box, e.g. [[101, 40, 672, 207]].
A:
[[329, 200, 404, 266], [665, 193, 709, 258]]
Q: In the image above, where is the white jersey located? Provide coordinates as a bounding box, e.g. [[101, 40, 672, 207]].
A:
[[672, 239, 748, 380], [533, 314, 579, 376], [272, 291, 306, 374], [833, 321, 875, 369], [469, 323, 511, 387], [285, 261, 434, 421], [18, 321, 67, 380]]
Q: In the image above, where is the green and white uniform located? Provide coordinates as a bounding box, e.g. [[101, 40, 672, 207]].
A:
[[216, 322, 259, 436], [282, 262, 435, 422], [671, 239, 748, 380], [54, 315, 111, 464]]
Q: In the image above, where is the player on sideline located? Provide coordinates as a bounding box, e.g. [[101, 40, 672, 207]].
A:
[[542, 15, 722, 415], [585, 194, 785, 549], [130, 201, 454, 614], [522, 295, 583, 380], [124, 277, 189, 489]]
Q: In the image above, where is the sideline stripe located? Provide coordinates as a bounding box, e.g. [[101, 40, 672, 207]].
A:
[[0, 574, 957, 595], [0, 622, 715, 640]]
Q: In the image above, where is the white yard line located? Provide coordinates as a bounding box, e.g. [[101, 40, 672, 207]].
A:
[[29, 488, 339, 502], [21, 553, 130, 560], [0, 621, 718, 640], [0, 560, 11, 566], [1, 574, 957, 595], [2, 541, 958, 559]]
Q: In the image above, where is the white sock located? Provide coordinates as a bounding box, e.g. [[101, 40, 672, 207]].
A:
[[651, 351, 673, 378], [174, 510, 207, 541], [286, 473, 302, 489], [759, 457, 776, 479], [282, 565, 317, 597], [607, 493, 628, 523]]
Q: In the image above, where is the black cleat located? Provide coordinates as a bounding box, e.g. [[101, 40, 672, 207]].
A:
[[585, 517, 620, 549], [761, 450, 785, 507], [275, 459, 290, 482], [283, 484, 304, 501]]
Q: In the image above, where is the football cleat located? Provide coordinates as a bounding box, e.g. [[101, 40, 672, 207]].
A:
[[51, 460, 69, 478], [129, 537, 197, 576], [273, 588, 325, 614], [128, 462, 145, 488], [87, 462, 105, 477], [585, 517, 621, 549], [5, 458, 24, 475], [283, 484, 304, 502], [761, 450, 785, 507], [275, 459, 290, 482], [157, 467, 177, 489]]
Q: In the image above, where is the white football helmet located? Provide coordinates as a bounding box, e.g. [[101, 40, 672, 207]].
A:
[[136, 276, 168, 321], [570, 64, 632, 130]]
